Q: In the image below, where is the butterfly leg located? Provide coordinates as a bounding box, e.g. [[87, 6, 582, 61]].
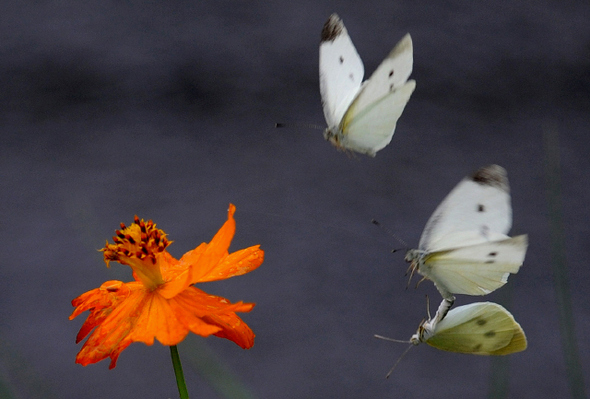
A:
[[405, 262, 418, 290], [415, 275, 428, 289]]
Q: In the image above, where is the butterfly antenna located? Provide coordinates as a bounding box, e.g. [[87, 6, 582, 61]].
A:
[[371, 219, 409, 251], [384, 344, 414, 378], [275, 122, 325, 130], [374, 334, 411, 344]]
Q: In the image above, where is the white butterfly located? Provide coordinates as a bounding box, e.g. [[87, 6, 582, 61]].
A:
[[410, 301, 527, 356], [405, 165, 528, 301], [319, 14, 416, 157], [375, 299, 526, 377]]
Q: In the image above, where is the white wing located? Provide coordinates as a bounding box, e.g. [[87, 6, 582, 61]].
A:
[[419, 165, 512, 252], [345, 33, 413, 117], [424, 302, 527, 355], [425, 230, 510, 253], [319, 14, 364, 128], [340, 79, 416, 156], [339, 34, 415, 156], [421, 235, 528, 298]]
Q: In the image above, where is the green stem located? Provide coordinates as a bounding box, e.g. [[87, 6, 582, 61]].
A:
[[170, 345, 189, 399], [543, 124, 587, 398], [487, 280, 512, 399]]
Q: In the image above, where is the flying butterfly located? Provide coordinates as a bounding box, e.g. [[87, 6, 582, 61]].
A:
[[405, 165, 528, 301], [319, 14, 416, 156]]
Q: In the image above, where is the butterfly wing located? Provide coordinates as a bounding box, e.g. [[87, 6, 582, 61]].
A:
[[339, 34, 415, 156], [340, 80, 416, 156], [419, 165, 512, 252], [319, 14, 364, 129], [421, 235, 528, 298], [426, 302, 527, 355], [487, 322, 527, 355]]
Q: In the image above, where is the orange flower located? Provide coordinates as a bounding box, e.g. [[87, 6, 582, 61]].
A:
[[70, 204, 263, 369]]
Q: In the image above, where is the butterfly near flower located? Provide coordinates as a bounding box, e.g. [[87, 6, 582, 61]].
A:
[[70, 204, 263, 369]]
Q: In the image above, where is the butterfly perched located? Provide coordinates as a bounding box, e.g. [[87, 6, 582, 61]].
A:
[[410, 301, 527, 356], [405, 165, 528, 301], [319, 13, 416, 156]]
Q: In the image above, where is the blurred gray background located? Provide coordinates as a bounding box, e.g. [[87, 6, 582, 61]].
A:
[[1, 1, 589, 398]]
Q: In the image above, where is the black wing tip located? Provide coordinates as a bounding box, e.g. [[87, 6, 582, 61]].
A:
[[470, 164, 509, 191], [321, 13, 345, 42]]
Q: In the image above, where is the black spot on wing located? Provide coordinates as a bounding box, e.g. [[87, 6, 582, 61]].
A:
[[477, 204, 485, 212], [339, 56, 344, 64], [484, 331, 496, 338], [321, 14, 344, 42], [485, 251, 497, 263], [476, 319, 487, 326], [388, 70, 396, 91], [473, 343, 483, 351]]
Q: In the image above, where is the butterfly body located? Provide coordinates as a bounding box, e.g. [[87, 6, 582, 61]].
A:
[[319, 14, 415, 156], [406, 165, 528, 300]]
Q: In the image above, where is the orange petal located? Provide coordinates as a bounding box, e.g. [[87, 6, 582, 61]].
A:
[[157, 269, 191, 300], [171, 286, 255, 347], [129, 291, 189, 346], [72, 282, 255, 367], [70, 281, 132, 342], [167, 291, 224, 337], [75, 286, 147, 367], [176, 242, 207, 268], [197, 245, 264, 282], [202, 312, 255, 349], [70, 281, 122, 319], [106, 337, 133, 369], [158, 250, 198, 299], [188, 204, 236, 283], [158, 249, 189, 280], [170, 286, 254, 316]]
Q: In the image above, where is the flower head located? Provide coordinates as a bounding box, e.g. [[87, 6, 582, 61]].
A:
[[70, 204, 263, 369]]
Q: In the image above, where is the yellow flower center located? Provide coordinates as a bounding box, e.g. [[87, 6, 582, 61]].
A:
[[101, 216, 171, 290]]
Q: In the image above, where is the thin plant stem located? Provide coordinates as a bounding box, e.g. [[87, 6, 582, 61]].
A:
[[487, 279, 512, 399], [180, 337, 257, 399], [170, 345, 189, 399], [543, 124, 587, 398]]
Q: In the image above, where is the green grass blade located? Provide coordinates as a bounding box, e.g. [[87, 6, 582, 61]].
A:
[[180, 337, 257, 399], [487, 280, 513, 399], [543, 124, 587, 398]]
